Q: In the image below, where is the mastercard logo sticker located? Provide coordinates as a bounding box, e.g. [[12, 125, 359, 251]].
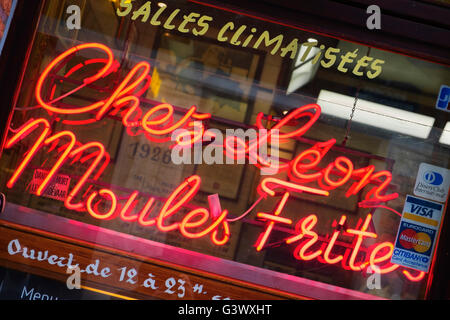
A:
[[399, 228, 432, 253]]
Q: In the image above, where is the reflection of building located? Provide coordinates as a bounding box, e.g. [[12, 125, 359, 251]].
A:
[[0, 0, 12, 36], [0, 0, 449, 301], [157, 33, 253, 122], [0, 0, 14, 52]]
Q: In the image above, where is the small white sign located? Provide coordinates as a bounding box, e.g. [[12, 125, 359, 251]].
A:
[[413, 163, 450, 203]]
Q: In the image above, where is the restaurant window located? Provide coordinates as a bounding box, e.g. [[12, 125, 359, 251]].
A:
[[0, 0, 449, 300]]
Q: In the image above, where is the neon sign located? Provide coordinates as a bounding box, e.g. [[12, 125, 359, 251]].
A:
[[4, 43, 425, 283]]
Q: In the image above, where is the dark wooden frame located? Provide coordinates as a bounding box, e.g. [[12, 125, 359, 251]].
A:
[[0, 0, 449, 300]]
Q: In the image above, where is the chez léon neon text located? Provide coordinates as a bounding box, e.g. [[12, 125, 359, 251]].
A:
[[4, 43, 423, 282]]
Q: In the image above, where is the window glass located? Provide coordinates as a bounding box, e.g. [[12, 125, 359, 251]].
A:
[[0, 0, 449, 300]]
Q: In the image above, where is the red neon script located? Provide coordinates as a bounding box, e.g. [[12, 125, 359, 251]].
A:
[[4, 43, 424, 284]]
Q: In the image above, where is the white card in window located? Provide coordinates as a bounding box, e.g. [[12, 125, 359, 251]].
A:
[[413, 163, 450, 203]]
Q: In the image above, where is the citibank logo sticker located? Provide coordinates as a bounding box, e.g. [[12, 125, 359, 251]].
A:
[[414, 163, 450, 203]]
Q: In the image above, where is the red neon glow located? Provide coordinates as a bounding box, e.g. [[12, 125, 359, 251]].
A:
[[220, 104, 322, 170], [321, 157, 354, 189], [175, 121, 208, 147], [86, 189, 117, 220], [63, 58, 119, 79], [323, 215, 347, 264], [96, 61, 151, 120], [35, 43, 211, 144], [290, 149, 323, 182], [255, 192, 291, 251], [288, 215, 323, 261], [358, 202, 402, 217], [255, 104, 320, 140], [115, 96, 143, 130], [211, 218, 231, 246], [32, 43, 399, 206], [259, 177, 329, 198], [346, 165, 375, 197], [179, 208, 210, 233], [288, 138, 398, 202], [179, 209, 229, 240], [364, 171, 398, 202], [157, 175, 201, 232], [346, 214, 377, 271], [5, 118, 51, 189], [119, 191, 140, 222], [57, 58, 121, 126], [4, 42, 430, 283], [402, 270, 426, 282], [368, 242, 399, 274], [289, 139, 336, 182], [137, 197, 157, 226], [65, 142, 109, 211], [142, 104, 195, 135], [39, 131, 76, 196], [36, 43, 115, 115]]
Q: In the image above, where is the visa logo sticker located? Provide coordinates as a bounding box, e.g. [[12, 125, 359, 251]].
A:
[[403, 195, 443, 227], [414, 163, 450, 203], [410, 204, 433, 218]]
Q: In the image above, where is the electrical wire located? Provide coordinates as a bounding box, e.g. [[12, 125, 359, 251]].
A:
[[227, 195, 264, 222]]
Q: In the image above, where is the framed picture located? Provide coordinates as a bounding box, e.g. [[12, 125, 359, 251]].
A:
[[195, 161, 246, 200], [192, 120, 247, 200], [153, 32, 261, 123]]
